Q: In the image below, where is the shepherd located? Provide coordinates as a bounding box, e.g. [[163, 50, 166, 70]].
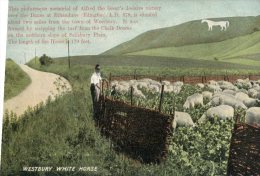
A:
[[90, 64, 102, 116]]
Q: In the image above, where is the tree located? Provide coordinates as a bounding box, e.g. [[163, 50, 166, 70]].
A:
[[39, 54, 53, 66]]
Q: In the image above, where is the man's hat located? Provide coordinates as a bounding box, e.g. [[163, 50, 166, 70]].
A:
[[95, 64, 100, 70]]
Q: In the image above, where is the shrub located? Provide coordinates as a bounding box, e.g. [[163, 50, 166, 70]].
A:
[[39, 54, 53, 66]]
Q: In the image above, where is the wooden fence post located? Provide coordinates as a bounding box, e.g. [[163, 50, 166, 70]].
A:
[[101, 80, 104, 96], [159, 85, 165, 113], [109, 73, 112, 83], [130, 86, 133, 106]]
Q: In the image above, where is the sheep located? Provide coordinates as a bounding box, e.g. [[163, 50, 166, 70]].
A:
[[218, 81, 237, 90], [114, 84, 129, 93], [198, 105, 234, 123], [209, 93, 247, 109], [202, 91, 213, 100], [132, 86, 146, 99], [148, 84, 161, 93], [207, 84, 222, 92], [208, 80, 218, 86], [245, 107, 260, 127], [253, 86, 260, 92], [248, 89, 258, 98], [223, 89, 236, 96], [118, 81, 129, 87], [128, 80, 137, 86], [136, 81, 148, 89], [164, 85, 174, 93], [183, 93, 204, 109], [162, 80, 171, 86], [235, 78, 252, 89], [253, 83, 260, 89], [173, 81, 184, 87], [196, 83, 205, 89], [172, 111, 195, 129], [110, 80, 118, 87], [236, 89, 248, 95], [149, 80, 161, 87], [235, 92, 260, 108], [172, 85, 182, 94]]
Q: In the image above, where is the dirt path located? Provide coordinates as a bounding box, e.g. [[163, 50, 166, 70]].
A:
[[4, 65, 72, 117]]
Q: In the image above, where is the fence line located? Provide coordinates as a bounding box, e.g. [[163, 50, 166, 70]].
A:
[[95, 96, 174, 163], [227, 114, 260, 175], [109, 73, 260, 84]]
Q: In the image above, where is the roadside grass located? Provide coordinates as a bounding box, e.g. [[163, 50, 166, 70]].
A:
[[4, 59, 31, 101]]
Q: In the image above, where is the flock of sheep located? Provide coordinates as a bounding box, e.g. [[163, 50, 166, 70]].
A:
[[110, 78, 260, 129]]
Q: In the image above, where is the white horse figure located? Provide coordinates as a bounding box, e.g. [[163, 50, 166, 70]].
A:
[[201, 19, 230, 31]]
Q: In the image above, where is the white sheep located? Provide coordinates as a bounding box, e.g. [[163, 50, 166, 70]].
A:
[[223, 89, 236, 95], [118, 81, 129, 87], [245, 107, 260, 127], [235, 78, 252, 89], [210, 93, 247, 109], [183, 93, 204, 109], [148, 84, 161, 93], [136, 81, 148, 89], [110, 80, 118, 87], [173, 81, 184, 87], [115, 84, 129, 93], [207, 84, 222, 92], [164, 85, 174, 93], [236, 89, 248, 95], [172, 111, 195, 129], [128, 80, 137, 86], [162, 80, 171, 86], [132, 86, 146, 99], [196, 83, 205, 89], [172, 85, 182, 94], [235, 92, 260, 108], [218, 81, 237, 90], [208, 80, 218, 86], [202, 91, 213, 100], [198, 105, 234, 123]]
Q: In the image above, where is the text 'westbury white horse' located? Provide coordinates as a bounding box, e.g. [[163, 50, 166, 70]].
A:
[[201, 19, 230, 31]]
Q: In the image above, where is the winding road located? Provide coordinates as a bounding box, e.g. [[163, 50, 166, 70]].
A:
[[4, 65, 72, 117]]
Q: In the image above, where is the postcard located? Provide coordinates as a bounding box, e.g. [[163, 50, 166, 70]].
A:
[[1, 0, 260, 175]]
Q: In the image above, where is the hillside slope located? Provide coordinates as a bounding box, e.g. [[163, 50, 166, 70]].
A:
[[4, 59, 31, 100], [128, 31, 260, 62], [102, 16, 260, 55]]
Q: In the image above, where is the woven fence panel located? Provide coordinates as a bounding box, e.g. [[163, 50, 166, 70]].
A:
[[136, 75, 161, 82], [96, 97, 173, 163], [227, 75, 249, 83], [227, 123, 260, 176], [249, 75, 260, 81], [183, 76, 204, 84], [205, 75, 225, 82], [110, 74, 260, 85]]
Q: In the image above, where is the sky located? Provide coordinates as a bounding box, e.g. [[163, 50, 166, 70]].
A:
[[5, 0, 260, 63]]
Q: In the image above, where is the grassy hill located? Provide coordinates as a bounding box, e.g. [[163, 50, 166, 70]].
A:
[[4, 59, 31, 100], [128, 31, 260, 66], [102, 16, 260, 55]]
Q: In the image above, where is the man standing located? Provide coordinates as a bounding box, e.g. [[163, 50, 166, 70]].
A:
[[90, 64, 102, 116]]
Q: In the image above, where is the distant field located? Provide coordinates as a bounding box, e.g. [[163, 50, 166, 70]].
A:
[[128, 31, 260, 66], [4, 59, 31, 100], [54, 55, 260, 76]]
